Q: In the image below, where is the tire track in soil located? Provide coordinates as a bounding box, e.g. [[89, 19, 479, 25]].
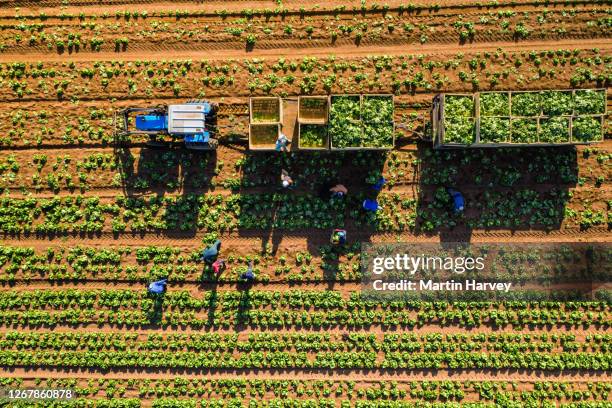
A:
[[1, 226, 610, 246], [9, 280, 603, 292], [2, 4, 602, 23], [2, 324, 609, 337], [2, 367, 611, 382], [0, 11, 603, 53], [0, 38, 609, 62], [8, 32, 607, 58], [1, 227, 610, 248], [0, 0, 600, 13]]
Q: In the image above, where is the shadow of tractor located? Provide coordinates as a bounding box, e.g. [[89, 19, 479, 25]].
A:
[[113, 144, 217, 237]]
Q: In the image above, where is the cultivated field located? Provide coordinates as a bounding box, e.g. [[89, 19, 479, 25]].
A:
[[0, 0, 611, 406]]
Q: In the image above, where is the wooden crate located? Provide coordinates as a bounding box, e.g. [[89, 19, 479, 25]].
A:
[[250, 97, 282, 124], [249, 123, 280, 151], [298, 123, 329, 150], [298, 96, 328, 124]]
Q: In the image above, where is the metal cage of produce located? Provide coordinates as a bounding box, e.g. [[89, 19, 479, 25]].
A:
[[432, 88, 606, 148], [329, 94, 395, 151]]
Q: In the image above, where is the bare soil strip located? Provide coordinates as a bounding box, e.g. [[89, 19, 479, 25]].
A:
[[2, 325, 608, 337], [3, 367, 610, 382], [2, 226, 610, 248], [1, 38, 609, 62], [0, 0, 599, 14]]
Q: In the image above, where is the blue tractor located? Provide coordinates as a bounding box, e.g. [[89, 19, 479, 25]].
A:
[[114, 100, 219, 150]]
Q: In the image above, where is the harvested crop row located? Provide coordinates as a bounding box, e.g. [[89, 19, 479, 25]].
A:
[[1, 48, 607, 102], [1, 6, 607, 55]]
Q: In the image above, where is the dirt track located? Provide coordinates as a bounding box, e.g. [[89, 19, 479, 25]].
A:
[[1, 38, 610, 62], [3, 367, 611, 382]]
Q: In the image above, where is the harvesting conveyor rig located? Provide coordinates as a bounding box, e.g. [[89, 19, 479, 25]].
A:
[[114, 100, 219, 150]]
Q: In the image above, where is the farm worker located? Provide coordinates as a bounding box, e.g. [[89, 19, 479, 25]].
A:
[[281, 169, 293, 188], [372, 177, 386, 192], [276, 131, 289, 152], [201, 240, 222, 264], [147, 279, 167, 295], [330, 229, 347, 245], [212, 259, 226, 278], [363, 199, 382, 212], [240, 260, 255, 281], [447, 188, 465, 214], [329, 184, 348, 198]]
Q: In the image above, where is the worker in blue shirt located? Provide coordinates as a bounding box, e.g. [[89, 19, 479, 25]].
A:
[[372, 177, 386, 192], [201, 240, 222, 264], [447, 188, 465, 214], [275, 130, 290, 152], [363, 199, 382, 212], [148, 279, 167, 294], [241, 260, 255, 282]]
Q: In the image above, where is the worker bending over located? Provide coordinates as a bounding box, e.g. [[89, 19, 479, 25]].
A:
[[329, 184, 348, 198], [212, 259, 226, 278], [330, 229, 347, 245], [201, 240, 222, 264], [281, 169, 294, 188], [241, 260, 255, 282]]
